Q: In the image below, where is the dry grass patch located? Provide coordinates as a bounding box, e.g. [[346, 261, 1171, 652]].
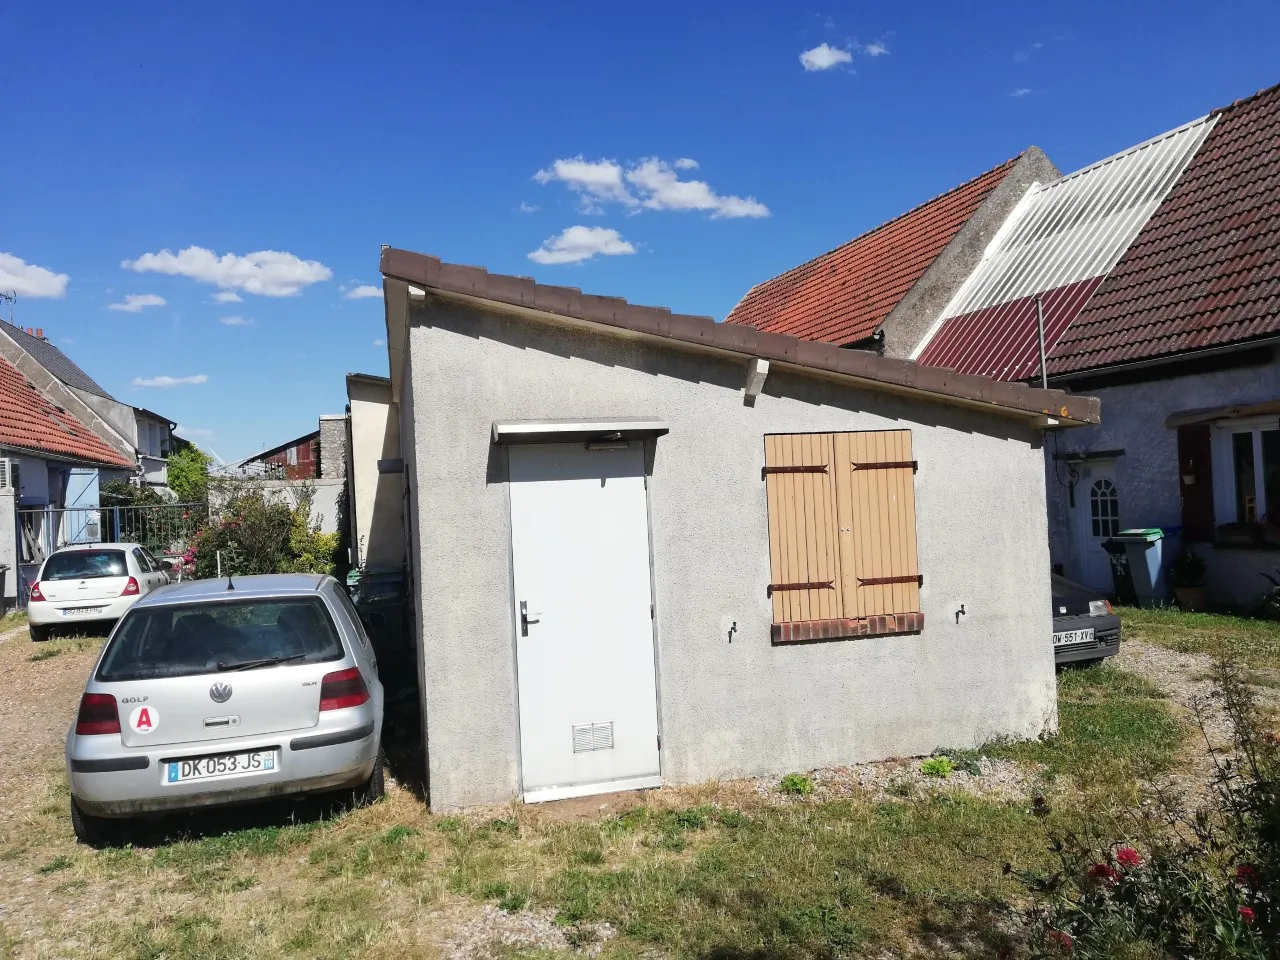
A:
[[1122, 606, 1280, 673]]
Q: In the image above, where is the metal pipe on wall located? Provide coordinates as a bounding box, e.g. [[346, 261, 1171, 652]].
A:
[[1035, 295, 1049, 389]]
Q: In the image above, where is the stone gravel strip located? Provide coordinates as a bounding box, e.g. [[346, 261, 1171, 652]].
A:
[[443, 904, 615, 960]]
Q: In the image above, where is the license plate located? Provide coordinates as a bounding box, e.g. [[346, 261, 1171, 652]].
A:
[[165, 749, 276, 784], [1053, 627, 1095, 646], [62, 606, 105, 617]]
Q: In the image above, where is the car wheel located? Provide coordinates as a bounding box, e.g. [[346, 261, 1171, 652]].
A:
[[70, 798, 119, 847], [29, 624, 52, 643], [355, 753, 386, 808]]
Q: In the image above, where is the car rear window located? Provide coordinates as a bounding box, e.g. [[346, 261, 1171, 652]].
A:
[[42, 550, 127, 581], [97, 597, 345, 681]]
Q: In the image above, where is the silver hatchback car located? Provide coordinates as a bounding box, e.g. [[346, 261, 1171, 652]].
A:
[[65, 574, 384, 844]]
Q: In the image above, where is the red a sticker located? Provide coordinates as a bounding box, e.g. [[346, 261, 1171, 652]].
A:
[[129, 705, 159, 734]]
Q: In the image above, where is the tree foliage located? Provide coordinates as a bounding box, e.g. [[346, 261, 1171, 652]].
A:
[[168, 443, 212, 504], [193, 486, 339, 579]]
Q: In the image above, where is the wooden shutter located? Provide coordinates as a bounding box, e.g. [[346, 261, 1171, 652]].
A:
[[763, 434, 844, 623], [836, 430, 920, 618], [1177, 423, 1215, 542], [764, 430, 921, 636]]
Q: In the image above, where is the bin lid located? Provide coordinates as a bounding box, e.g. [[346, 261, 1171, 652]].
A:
[[1113, 528, 1163, 542]]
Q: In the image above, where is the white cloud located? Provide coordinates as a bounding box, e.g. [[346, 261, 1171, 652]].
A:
[[213, 291, 243, 303], [1014, 41, 1043, 63], [343, 284, 383, 300], [800, 43, 853, 71], [1009, 87, 1033, 98], [107, 293, 166, 313], [219, 315, 253, 326], [534, 156, 768, 219], [534, 157, 635, 213], [122, 246, 332, 297], [517, 201, 540, 213], [132, 374, 209, 388], [626, 159, 769, 218], [60, 337, 75, 345], [175, 425, 216, 439], [862, 40, 889, 56], [373, 338, 386, 347], [0, 253, 68, 299], [528, 226, 637, 265]]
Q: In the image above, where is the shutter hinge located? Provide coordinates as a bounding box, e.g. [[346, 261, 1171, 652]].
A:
[[767, 580, 834, 597], [657, 734, 662, 751], [762, 464, 828, 479], [851, 460, 918, 473], [650, 602, 655, 619], [857, 575, 924, 587]]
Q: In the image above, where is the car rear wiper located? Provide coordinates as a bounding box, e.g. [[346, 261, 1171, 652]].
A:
[[217, 654, 308, 671]]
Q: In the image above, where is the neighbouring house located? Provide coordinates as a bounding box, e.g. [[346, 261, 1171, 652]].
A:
[[375, 246, 1099, 809], [215, 418, 348, 534], [727, 82, 1280, 610], [343, 373, 404, 574], [0, 354, 135, 610], [0, 321, 178, 491]]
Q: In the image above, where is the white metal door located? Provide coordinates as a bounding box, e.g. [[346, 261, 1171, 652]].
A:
[[1075, 462, 1120, 591], [508, 441, 661, 802]]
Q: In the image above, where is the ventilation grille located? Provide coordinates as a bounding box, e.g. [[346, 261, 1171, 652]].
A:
[[572, 721, 614, 753]]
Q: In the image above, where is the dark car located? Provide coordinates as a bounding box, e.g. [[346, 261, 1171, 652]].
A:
[[1052, 574, 1121, 666]]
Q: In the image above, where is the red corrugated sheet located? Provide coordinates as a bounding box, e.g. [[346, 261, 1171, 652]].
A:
[[916, 277, 1105, 381], [0, 355, 133, 467], [723, 156, 1021, 345], [1050, 83, 1280, 375]]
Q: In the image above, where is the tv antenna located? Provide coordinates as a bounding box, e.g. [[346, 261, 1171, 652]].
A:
[[0, 291, 14, 325]]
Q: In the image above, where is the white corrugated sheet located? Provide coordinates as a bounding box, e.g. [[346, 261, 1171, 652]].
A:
[[937, 114, 1217, 320]]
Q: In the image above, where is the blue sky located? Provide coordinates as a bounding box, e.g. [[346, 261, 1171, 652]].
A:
[[2, 1, 1276, 461]]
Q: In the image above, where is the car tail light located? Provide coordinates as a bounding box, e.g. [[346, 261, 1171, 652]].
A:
[[319, 667, 370, 711], [76, 693, 121, 736], [29, 582, 45, 602], [120, 577, 140, 596]]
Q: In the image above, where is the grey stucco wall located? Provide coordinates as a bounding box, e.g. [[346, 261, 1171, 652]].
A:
[[1047, 353, 1280, 607], [0, 488, 16, 609], [71, 389, 140, 448], [407, 294, 1061, 810], [881, 147, 1061, 359]]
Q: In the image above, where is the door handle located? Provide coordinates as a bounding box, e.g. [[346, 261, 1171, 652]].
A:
[[520, 600, 540, 637]]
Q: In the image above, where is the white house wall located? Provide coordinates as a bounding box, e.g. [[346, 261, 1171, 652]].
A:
[[1048, 355, 1280, 607], [406, 295, 1061, 810]]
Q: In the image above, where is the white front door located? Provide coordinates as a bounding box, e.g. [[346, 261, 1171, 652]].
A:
[[508, 441, 661, 803], [1074, 462, 1120, 591]]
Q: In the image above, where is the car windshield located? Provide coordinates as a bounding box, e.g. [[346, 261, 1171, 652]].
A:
[[42, 550, 127, 581], [97, 596, 345, 681]]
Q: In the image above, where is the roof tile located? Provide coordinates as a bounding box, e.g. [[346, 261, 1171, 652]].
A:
[[0, 355, 133, 468], [1050, 84, 1280, 374], [723, 157, 1021, 345]]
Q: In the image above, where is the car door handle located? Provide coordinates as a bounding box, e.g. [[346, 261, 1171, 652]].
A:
[[520, 601, 540, 637]]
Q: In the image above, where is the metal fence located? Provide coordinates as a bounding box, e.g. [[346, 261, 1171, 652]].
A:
[[15, 502, 206, 607]]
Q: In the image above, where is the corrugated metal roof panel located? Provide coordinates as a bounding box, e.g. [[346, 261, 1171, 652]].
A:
[[937, 116, 1216, 322], [916, 277, 1104, 381]]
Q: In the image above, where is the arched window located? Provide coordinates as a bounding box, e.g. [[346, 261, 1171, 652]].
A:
[[1090, 478, 1120, 538]]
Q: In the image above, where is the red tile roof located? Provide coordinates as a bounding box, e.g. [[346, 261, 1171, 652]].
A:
[[0, 355, 133, 467], [723, 156, 1021, 345], [1050, 83, 1280, 375], [917, 277, 1104, 381]]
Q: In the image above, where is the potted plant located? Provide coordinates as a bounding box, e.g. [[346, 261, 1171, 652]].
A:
[[1169, 550, 1207, 611]]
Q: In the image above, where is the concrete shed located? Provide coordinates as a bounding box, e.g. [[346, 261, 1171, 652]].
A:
[[378, 247, 1100, 810]]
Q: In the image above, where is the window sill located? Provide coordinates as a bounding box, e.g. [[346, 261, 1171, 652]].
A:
[[772, 612, 924, 645]]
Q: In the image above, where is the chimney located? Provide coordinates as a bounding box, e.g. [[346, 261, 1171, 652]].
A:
[[35, 328, 44, 339], [25, 328, 33, 336]]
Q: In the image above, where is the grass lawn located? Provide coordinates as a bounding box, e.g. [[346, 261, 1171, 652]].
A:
[[1121, 606, 1280, 675]]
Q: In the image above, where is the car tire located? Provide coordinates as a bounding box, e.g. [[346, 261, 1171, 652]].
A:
[[29, 624, 52, 643], [355, 753, 386, 808], [70, 798, 118, 847]]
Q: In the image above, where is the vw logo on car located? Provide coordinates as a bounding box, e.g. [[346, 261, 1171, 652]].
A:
[[208, 682, 233, 704]]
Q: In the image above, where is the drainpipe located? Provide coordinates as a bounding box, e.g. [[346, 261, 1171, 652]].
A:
[[1035, 295, 1049, 389]]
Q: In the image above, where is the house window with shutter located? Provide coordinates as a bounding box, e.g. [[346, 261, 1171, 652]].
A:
[[1199, 417, 1280, 540], [763, 430, 923, 644]]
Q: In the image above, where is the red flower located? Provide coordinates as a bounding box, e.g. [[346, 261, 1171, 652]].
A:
[[1115, 847, 1143, 869], [1047, 930, 1074, 953], [1236, 865, 1259, 888], [1088, 863, 1120, 884], [1239, 906, 1255, 926]]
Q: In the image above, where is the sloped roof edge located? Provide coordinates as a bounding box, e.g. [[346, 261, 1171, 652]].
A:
[[380, 247, 1099, 427]]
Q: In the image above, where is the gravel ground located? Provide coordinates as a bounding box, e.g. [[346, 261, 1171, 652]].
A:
[[443, 905, 615, 960], [751, 754, 1041, 804]]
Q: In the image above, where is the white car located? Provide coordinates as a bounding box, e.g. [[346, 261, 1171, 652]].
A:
[[28, 543, 171, 642]]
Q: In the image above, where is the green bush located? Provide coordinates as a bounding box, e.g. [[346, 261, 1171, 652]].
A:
[[779, 773, 814, 796], [193, 487, 339, 579], [920, 756, 955, 778]]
